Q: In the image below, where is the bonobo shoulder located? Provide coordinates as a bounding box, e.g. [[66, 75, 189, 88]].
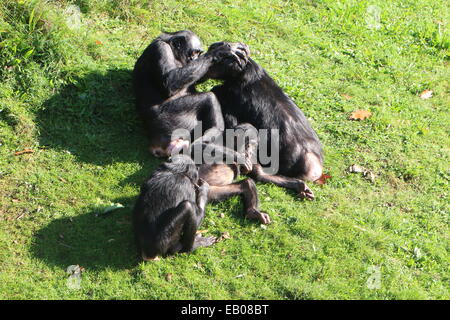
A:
[[147, 39, 174, 59]]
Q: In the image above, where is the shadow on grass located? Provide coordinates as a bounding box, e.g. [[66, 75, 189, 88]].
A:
[[32, 69, 160, 270], [36, 68, 160, 183], [32, 197, 138, 270]]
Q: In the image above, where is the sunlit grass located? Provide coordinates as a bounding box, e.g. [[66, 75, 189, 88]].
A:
[[0, 0, 448, 299]]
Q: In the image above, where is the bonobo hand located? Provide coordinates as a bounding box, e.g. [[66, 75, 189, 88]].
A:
[[196, 178, 210, 198], [207, 42, 250, 67], [196, 178, 210, 211]]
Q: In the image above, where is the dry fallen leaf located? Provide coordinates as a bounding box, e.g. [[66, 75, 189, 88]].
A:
[[314, 173, 332, 185], [165, 273, 173, 281], [221, 231, 231, 239], [348, 164, 376, 183], [349, 110, 372, 120], [348, 164, 366, 173], [14, 148, 34, 156], [363, 171, 376, 183], [341, 93, 353, 100], [419, 89, 433, 99], [95, 40, 103, 45]]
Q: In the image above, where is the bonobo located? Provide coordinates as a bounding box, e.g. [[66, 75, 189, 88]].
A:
[[132, 154, 214, 260], [206, 42, 322, 199], [189, 124, 271, 225], [133, 130, 270, 261], [132, 30, 248, 158]]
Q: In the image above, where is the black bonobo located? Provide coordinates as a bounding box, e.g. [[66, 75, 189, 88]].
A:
[[133, 126, 270, 261], [132, 154, 214, 260], [189, 125, 271, 225], [132, 30, 248, 158], [133, 134, 270, 261], [206, 42, 322, 200]]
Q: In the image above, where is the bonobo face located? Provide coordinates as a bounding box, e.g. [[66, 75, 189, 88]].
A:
[[169, 31, 203, 65], [207, 42, 250, 79]]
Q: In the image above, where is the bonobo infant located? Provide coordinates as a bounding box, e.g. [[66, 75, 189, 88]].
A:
[[133, 126, 271, 260], [132, 155, 215, 260]]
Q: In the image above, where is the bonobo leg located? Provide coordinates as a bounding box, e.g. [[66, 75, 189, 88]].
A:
[[142, 200, 212, 260], [249, 164, 315, 200], [189, 127, 252, 171], [159, 91, 224, 133], [208, 178, 271, 224], [232, 123, 259, 174], [178, 179, 216, 253]]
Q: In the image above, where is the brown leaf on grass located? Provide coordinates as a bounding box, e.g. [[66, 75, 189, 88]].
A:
[[196, 229, 208, 234], [419, 89, 433, 99], [95, 40, 103, 45], [341, 93, 353, 100], [165, 273, 173, 281], [349, 110, 372, 120], [14, 148, 34, 156], [314, 173, 332, 185]]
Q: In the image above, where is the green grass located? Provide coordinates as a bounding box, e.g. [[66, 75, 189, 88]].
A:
[[0, 0, 449, 299]]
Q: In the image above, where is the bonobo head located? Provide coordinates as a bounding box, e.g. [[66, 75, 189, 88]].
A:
[[160, 30, 203, 65], [163, 154, 199, 183], [206, 42, 251, 79]]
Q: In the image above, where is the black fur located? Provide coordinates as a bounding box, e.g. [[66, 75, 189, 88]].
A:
[[207, 43, 323, 179], [132, 155, 213, 259], [132, 30, 226, 156]]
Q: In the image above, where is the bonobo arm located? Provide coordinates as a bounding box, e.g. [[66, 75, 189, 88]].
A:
[[189, 128, 251, 170], [156, 41, 214, 97]]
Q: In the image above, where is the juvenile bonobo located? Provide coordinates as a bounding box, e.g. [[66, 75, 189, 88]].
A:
[[133, 132, 270, 261], [206, 42, 323, 199], [132, 155, 214, 260], [189, 124, 271, 224], [132, 30, 248, 157]]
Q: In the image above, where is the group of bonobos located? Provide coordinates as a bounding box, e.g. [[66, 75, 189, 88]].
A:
[[131, 30, 324, 261]]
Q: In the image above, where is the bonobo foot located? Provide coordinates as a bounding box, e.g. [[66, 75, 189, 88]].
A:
[[245, 208, 271, 224], [192, 235, 217, 250], [297, 180, 314, 200]]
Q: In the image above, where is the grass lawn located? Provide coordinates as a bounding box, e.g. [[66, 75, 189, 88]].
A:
[[0, 0, 448, 299]]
